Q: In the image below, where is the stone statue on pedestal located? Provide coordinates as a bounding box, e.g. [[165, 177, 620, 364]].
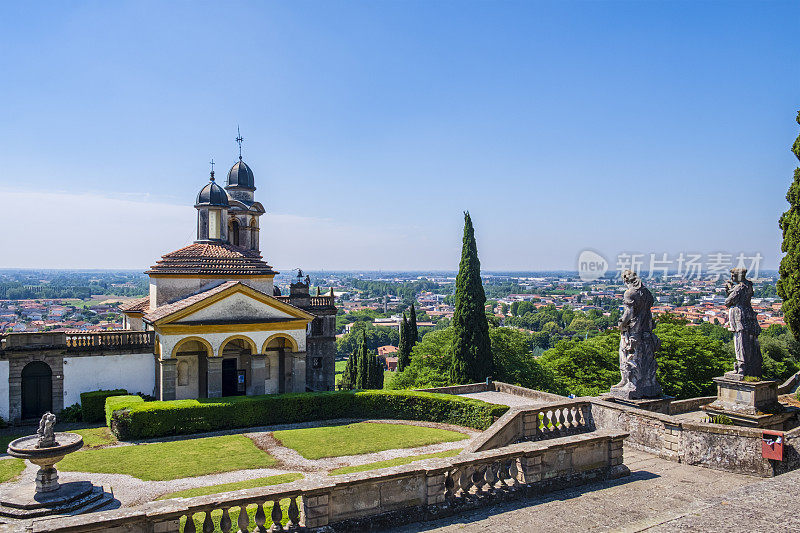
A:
[[725, 268, 762, 379], [610, 270, 662, 400], [35, 412, 57, 448]]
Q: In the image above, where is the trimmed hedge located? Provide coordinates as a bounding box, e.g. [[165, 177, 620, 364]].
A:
[[108, 390, 508, 440], [81, 389, 128, 423], [105, 395, 145, 427]]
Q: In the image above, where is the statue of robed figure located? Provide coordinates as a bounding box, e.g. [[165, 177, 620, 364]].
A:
[[610, 270, 663, 400], [724, 268, 762, 378]]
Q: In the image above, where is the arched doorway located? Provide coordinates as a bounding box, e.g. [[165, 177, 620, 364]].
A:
[[21, 361, 52, 419], [220, 337, 254, 396]]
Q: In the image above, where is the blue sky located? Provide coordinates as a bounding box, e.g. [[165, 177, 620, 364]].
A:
[[0, 1, 797, 271]]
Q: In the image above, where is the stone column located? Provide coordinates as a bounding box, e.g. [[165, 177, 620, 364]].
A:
[[207, 357, 222, 398], [159, 359, 177, 401], [250, 354, 267, 395]]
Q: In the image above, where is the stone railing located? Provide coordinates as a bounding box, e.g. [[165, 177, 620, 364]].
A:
[[65, 330, 155, 352], [1, 330, 155, 353], [465, 399, 594, 453], [309, 296, 335, 308], [30, 430, 629, 532]]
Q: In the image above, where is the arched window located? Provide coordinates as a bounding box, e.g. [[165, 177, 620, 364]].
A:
[[230, 219, 240, 246]]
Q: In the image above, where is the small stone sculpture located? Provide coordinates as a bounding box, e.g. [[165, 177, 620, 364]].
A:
[[35, 412, 57, 448], [610, 270, 662, 400], [725, 268, 762, 378]]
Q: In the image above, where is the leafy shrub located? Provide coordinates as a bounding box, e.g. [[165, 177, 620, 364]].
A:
[[105, 395, 144, 427], [60, 403, 83, 423], [81, 389, 128, 423], [109, 390, 508, 440]]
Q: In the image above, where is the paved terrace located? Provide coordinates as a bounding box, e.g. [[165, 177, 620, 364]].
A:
[[388, 447, 800, 532]]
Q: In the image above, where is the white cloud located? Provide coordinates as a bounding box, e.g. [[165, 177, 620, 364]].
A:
[[0, 189, 456, 270]]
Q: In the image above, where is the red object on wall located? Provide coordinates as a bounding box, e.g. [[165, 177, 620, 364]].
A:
[[762, 430, 784, 460]]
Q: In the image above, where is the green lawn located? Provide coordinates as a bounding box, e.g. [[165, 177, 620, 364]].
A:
[[1, 426, 115, 454], [73, 427, 116, 448], [0, 458, 25, 483], [330, 448, 461, 475], [59, 435, 277, 481], [335, 360, 347, 374], [158, 473, 303, 500], [273, 422, 468, 460]]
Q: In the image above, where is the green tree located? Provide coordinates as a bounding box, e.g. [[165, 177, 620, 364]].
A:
[[340, 351, 355, 390], [779, 110, 800, 340], [397, 313, 411, 372], [355, 331, 368, 389], [449, 212, 492, 384], [408, 303, 419, 345]]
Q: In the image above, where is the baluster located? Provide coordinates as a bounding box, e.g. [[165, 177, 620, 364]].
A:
[[472, 465, 485, 496], [444, 469, 455, 500], [254, 502, 267, 532], [458, 466, 472, 498], [270, 499, 283, 531], [484, 462, 497, 493], [220, 508, 232, 532], [202, 511, 214, 533], [238, 504, 250, 532], [287, 497, 300, 530], [508, 459, 520, 488], [184, 514, 197, 533]]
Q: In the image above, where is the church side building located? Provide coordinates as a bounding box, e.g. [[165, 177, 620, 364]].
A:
[[0, 148, 336, 422]]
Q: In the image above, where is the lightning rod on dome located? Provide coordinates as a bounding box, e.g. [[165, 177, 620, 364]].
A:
[[236, 125, 244, 160]]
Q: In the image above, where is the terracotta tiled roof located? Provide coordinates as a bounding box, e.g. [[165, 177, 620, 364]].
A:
[[119, 296, 150, 314], [146, 243, 275, 276]]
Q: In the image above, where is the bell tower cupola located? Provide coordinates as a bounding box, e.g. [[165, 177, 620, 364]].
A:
[[195, 160, 230, 243]]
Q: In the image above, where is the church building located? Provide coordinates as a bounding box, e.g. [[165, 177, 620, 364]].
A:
[[0, 140, 336, 421]]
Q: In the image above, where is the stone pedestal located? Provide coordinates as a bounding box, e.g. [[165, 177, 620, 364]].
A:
[[703, 377, 794, 429], [601, 394, 674, 415]]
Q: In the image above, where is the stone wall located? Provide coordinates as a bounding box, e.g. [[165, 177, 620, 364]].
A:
[[590, 397, 776, 477], [29, 430, 629, 533]]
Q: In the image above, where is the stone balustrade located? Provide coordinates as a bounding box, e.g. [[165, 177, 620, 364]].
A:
[[1, 330, 155, 353], [65, 331, 155, 351], [465, 399, 594, 453], [29, 430, 628, 533]]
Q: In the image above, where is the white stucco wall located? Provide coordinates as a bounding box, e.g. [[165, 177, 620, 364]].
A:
[[63, 353, 156, 406], [0, 361, 9, 421]]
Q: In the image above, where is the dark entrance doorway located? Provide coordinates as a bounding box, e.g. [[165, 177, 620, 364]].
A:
[[21, 361, 52, 419], [221, 358, 241, 397]]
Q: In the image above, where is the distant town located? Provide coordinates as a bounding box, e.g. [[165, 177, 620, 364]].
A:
[[1, 268, 783, 341]]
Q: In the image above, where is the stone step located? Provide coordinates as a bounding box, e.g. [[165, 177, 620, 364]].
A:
[[0, 487, 113, 519]]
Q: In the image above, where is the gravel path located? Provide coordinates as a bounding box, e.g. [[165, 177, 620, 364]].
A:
[[458, 391, 546, 407], [0, 419, 479, 508]]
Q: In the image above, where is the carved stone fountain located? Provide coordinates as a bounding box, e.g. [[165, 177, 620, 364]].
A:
[[1, 412, 114, 518]]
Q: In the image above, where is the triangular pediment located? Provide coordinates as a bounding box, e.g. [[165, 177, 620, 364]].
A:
[[148, 282, 313, 326]]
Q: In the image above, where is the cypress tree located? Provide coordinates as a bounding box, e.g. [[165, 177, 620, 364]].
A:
[[397, 313, 411, 372], [374, 355, 385, 389], [409, 303, 419, 345], [340, 348, 357, 390], [449, 211, 492, 384], [355, 330, 368, 389], [779, 110, 800, 339]]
